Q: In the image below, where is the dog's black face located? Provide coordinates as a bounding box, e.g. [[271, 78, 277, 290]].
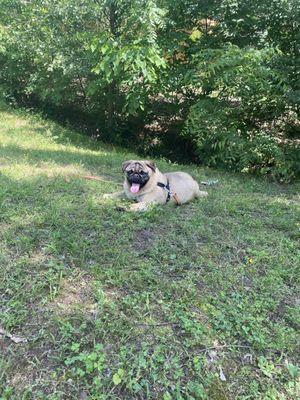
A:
[[122, 160, 156, 194], [126, 169, 150, 189]]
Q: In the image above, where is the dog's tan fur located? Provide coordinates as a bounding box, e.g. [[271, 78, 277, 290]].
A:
[[109, 160, 208, 211]]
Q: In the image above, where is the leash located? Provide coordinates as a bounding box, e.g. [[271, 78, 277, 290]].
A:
[[157, 180, 180, 205]]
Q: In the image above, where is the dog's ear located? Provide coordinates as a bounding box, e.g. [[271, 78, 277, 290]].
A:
[[122, 160, 132, 172], [146, 161, 156, 172]]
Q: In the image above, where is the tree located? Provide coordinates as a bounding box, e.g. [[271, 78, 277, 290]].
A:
[[0, 0, 298, 179]]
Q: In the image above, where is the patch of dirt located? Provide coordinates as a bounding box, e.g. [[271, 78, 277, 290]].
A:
[[271, 295, 300, 330], [13, 119, 28, 128], [8, 368, 36, 393], [133, 228, 156, 254], [48, 274, 96, 316], [6, 359, 64, 397], [1, 322, 61, 396], [103, 286, 124, 301]]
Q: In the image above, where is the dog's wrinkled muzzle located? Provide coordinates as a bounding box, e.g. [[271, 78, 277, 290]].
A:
[[127, 172, 149, 194]]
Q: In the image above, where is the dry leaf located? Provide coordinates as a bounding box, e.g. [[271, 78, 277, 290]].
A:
[[219, 365, 227, 381], [0, 327, 27, 344]]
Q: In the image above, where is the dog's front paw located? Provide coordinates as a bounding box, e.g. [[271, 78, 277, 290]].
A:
[[128, 203, 149, 212], [115, 204, 128, 212], [103, 191, 124, 200]]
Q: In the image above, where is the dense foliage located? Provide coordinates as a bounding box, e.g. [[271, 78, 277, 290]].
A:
[[0, 0, 299, 180]]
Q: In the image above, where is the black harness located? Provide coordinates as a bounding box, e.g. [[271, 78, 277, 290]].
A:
[[157, 180, 171, 203]]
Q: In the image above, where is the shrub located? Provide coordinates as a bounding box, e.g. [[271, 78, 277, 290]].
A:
[[182, 46, 299, 181]]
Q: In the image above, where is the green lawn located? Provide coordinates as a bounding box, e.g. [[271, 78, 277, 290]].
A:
[[0, 99, 299, 400]]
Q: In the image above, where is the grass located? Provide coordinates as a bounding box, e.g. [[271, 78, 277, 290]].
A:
[[0, 98, 299, 400]]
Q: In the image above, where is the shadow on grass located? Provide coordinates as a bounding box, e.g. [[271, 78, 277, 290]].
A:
[[0, 142, 125, 184], [0, 98, 130, 156]]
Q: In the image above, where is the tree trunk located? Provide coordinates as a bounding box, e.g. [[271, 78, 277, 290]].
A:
[[106, 1, 118, 136], [107, 80, 116, 135]]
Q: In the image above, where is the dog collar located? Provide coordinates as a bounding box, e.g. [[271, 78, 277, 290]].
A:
[[157, 180, 171, 202]]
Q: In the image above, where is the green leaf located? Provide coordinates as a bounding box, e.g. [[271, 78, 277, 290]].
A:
[[286, 363, 299, 379], [113, 368, 125, 385], [190, 29, 202, 41], [113, 373, 121, 385]]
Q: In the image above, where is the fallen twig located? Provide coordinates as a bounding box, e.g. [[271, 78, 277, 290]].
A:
[[83, 175, 108, 182], [62, 173, 121, 185], [135, 321, 179, 327], [196, 344, 251, 354]]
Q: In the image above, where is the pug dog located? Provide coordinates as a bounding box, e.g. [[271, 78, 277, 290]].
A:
[[104, 160, 208, 211]]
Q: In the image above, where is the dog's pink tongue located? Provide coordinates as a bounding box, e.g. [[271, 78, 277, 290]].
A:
[[130, 183, 140, 193]]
